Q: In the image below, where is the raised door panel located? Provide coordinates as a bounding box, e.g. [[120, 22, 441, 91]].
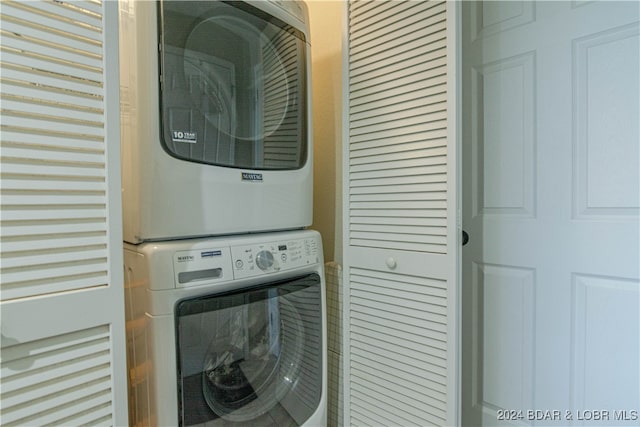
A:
[[462, 2, 640, 426]]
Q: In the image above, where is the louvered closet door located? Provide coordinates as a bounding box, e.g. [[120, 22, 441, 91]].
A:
[[0, 1, 127, 425], [344, 1, 459, 426]]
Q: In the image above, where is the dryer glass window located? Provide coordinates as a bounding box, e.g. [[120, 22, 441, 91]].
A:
[[159, 1, 308, 170], [175, 274, 322, 426]]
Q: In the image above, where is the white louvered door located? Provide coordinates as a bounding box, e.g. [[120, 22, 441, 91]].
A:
[[0, 1, 127, 425], [343, 1, 459, 426]]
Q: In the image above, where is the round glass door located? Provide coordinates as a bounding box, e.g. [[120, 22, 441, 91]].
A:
[[175, 274, 322, 426], [159, 0, 308, 170], [201, 297, 304, 421]]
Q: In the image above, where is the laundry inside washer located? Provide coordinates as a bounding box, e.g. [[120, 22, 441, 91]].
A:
[[176, 275, 322, 426]]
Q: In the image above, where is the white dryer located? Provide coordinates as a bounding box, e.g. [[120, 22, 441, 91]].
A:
[[119, 0, 313, 243], [124, 230, 327, 426]]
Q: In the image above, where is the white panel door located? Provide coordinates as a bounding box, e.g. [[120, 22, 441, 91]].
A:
[[344, 1, 459, 425], [0, 1, 128, 425], [462, 1, 639, 426]]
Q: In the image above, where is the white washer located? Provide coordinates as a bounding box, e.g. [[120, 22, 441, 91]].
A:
[[119, 0, 313, 243], [124, 230, 327, 426]]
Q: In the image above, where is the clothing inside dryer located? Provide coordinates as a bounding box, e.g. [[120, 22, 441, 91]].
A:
[[159, 1, 307, 170], [176, 274, 322, 426]]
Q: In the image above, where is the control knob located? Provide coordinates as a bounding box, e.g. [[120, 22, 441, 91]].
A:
[[255, 250, 275, 271]]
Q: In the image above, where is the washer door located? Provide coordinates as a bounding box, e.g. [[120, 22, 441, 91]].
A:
[[158, 0, 308, 170], [175, 274, 322, 426]]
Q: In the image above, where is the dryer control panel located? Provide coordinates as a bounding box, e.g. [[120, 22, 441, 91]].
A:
[[231, 236, 320, 279]]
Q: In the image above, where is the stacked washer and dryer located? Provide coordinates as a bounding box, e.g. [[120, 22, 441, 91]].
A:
[[119, 1, 326, 426]]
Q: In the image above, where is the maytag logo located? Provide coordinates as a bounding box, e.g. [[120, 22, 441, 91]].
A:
[[177, 255, 194, 262], [241, 172, 263, 182]]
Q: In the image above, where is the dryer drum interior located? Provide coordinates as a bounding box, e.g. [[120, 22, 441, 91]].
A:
[[159, 0, 308, 170], [176, 274, 322, 426]]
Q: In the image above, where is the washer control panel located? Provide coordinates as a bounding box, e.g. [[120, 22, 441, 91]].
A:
[[231, 236, 320, 279]]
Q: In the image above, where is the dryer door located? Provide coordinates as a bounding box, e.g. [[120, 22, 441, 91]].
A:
[[175, 274, 322, 426], [158, 1, 308, 170]]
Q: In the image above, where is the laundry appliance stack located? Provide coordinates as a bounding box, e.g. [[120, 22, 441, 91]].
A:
[[119, 1, 326, 426]]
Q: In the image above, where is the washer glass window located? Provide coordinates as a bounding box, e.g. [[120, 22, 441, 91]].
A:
[[175, 274, 322, 426], [159, 1, 308, 170]]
